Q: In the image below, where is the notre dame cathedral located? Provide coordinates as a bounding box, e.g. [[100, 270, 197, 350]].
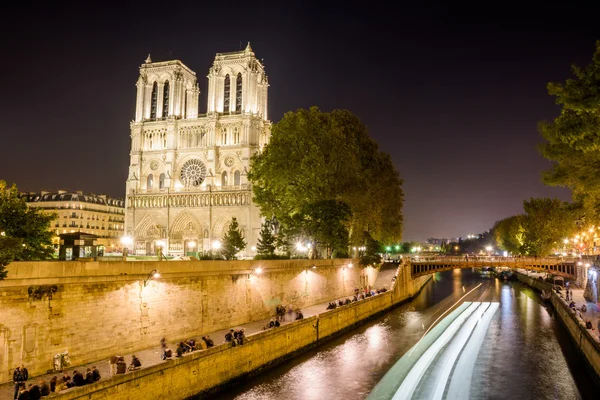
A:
[[124, 43, 271, 256]]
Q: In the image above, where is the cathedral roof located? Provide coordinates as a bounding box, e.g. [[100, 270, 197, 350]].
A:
[[21, 191, 125, 208]]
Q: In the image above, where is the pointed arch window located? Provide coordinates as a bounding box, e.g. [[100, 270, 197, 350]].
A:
[[236, 73, 242, 112], [224, 74, 230, 113], [234, 170, 241, 186], [150, 82, 158, 119], [221, 127, 227, 145], [159, 173, 165, 189], [147, 174, 154, 189], [221, 171, 228, 187], [162, 81, 170, 118]]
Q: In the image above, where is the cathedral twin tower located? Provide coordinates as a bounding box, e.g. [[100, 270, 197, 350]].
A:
[[124, 43, 271, 256]]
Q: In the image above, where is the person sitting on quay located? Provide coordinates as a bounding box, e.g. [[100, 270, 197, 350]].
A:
[[352, 296, 358, 302], [69, 370, 85, 387], [85, 368, 94, 385], [17, 383, 29, 400], [203, 335, 214, 348], [225, 329, 238, 345], [296, 309, 304, 320], [344, 298, 351, 305], [162, 347, 173, 360], [235, 329, 246, 345], [55, 377, 68, 392], [28, 383, 41, 400], [569, 301, 576, 309], [91, 366, 101, 382], [49, 376, 58, 393], [188, 338, 196, 351], [274, 319, 281, 327], [326, 303, 336, 310], [39, 379, 50, 397], [176, 342, 185, 358], [128, 355, 142, 371]]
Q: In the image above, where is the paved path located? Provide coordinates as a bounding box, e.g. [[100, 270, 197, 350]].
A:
[[519, 269, 600, 342], [0, 291, 373, 399]]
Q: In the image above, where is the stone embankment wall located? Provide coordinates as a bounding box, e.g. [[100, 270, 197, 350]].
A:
[[0, 258, 380, 383], [516, 273, 600, 380], [49, 263, 429, 400]]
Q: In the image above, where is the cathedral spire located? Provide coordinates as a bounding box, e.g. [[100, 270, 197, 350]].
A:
[[245, 42, 252, 53], [145, 54, 152, 63]]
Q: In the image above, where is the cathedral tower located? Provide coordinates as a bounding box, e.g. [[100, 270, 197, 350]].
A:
[[125, 44, 270, 256]]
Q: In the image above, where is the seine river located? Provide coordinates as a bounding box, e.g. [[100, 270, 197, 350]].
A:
[[210, 269, 597, 400]]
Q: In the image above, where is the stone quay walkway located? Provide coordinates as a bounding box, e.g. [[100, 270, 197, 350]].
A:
[[0, 291, 380, 399], [518, 269, 600, 343]]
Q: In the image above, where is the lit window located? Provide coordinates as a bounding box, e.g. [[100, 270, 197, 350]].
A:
[[224, 75, 230, 113], [150, 82, 158, 119], [162, 81, 169, 118], [221, 171, 228, 186], [236, 73, 242, 112], [159, 173, 165, 189]]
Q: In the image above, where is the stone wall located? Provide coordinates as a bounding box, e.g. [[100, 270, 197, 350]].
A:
[[516, 273, 600, 380], [0, 258, 379, 383], [48, 263, 430, 400]]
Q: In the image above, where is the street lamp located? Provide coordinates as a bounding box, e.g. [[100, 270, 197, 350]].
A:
[[143, 269, 161, 286], [212, 240, 221, 250], [187, 241, 196, 258], [121, 236, 132, 257], [248, 266, 263, 279]]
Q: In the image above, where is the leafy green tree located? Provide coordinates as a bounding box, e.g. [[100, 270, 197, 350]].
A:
[[248, 107, 404, 254], [492, 215, 525, 254], [359, 231, 382, 267], [220, 217, 247, 260], [255, 219, 277, 259], [0, 180, 56, 279], [300, 200, 351, 259], [521, 197, 577, 256], [539, 41, 600, 219]]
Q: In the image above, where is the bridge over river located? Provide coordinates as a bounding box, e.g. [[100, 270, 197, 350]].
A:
[[409, 256, 578, 279]]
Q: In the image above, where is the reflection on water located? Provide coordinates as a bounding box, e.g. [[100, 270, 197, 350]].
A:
[[209, 269, 597, 400]]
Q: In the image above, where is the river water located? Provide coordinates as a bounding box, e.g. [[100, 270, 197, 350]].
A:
[[212, 269, 597, 400]]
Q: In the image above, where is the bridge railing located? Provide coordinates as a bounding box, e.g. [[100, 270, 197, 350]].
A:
[[408, 256, 579, 263]]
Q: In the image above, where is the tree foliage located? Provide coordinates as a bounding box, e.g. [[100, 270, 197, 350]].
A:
[[359, 231, 382, 267], [521, 198, 577, 256], [492, 215, 525, 254], [539, 41, 600, 219], [0, 180, 55, 279], [248, 107, 404, 256], [255, 219, 277, 259], [220, 217, 247, 260]]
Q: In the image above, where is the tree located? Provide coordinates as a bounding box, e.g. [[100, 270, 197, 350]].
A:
[[492, 215, 526, 254], [255, 219, 277, 259], [359, 231, 382, 267], [248, 107, 404, 255], [539, 41, 600, 219], [220, 217, 247, 260], [0, 180, 56, 280], [521, 198, 577, 256], [299, 200, 352, 259]]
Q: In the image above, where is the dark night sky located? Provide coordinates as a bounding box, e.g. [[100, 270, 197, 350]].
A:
[[2, 1, 599, 241]]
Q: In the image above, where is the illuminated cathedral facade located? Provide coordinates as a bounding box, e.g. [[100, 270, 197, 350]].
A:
[[124, 43, 270, 256]]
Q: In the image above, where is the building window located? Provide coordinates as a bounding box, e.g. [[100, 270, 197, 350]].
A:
[[162, 80, 170, 118], [236, 73, 242, 112], [150, 82, 158, 119], [221, 171, 228, 186], [221, 128, 227, 145], [147, 174, 153, 189], [159, 173, 165, 189], [224, 74, 230, 113], [233, 126, 240, 144], [234, 170, 241, 186]]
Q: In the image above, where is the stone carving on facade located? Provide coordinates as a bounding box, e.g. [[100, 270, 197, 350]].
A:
[[235, 150, 242, 158], [150, 160, 159, 171], [224, 156, 235, 167]]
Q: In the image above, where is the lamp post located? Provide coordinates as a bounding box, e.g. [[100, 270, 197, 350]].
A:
[[155, 240, 165, 261], [143, 269, 161, 287], [187, 240, 196, 258], [121, 236, 132, 259]]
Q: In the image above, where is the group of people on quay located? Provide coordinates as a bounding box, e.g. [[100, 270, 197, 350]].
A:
[[326, 287, 388, 310], [10, 286, 382, 398], [12, 365, 101, 399], [160, 336, 215, 360]]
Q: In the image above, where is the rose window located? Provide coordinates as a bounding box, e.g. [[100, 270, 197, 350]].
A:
[[180, 159, 207, 187]]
